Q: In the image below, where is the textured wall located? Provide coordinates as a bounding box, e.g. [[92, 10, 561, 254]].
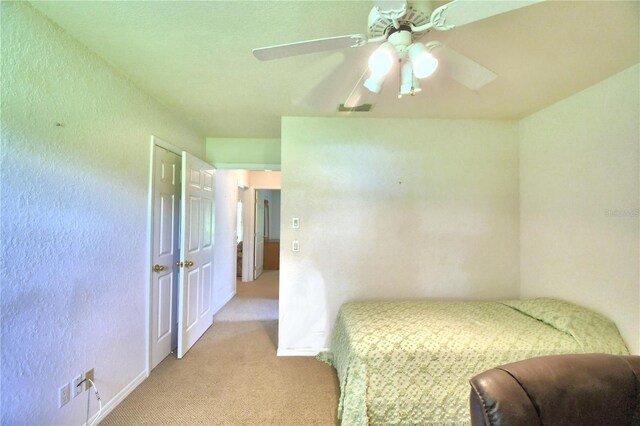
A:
[[279, 117, 520, 354], [520, 65, 640, 354], [1, 3, 204, 424]]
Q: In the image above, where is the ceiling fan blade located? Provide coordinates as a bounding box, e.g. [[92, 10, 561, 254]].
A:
[[253, 34, 367, 61], [295, 45, 376, 111], [431, 43, 497, 91], [433, 0, 542, 29]]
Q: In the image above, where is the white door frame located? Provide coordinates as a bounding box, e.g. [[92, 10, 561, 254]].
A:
[[242, 187, 256, 282], [254, 190, 265, 279], [145, 135, 183, 375], [236, 185, 247, 281]]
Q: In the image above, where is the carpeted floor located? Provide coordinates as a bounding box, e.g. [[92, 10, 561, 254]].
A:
[[102, 271, 340, 425]]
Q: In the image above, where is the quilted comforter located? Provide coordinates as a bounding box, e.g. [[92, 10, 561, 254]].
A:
[[317, 298, 629, 426]]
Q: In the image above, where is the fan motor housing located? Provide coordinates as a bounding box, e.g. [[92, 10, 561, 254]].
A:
[[387, 27, 413, 48]]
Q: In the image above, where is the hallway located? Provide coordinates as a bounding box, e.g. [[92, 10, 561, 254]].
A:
[[102, 271, 339, 425], [215, 270, 279, 324]]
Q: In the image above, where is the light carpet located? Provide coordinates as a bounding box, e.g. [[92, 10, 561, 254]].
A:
[[102, 271, 340, 425]]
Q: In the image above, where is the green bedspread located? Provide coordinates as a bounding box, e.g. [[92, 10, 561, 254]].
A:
[[317, 298, 629, 426]]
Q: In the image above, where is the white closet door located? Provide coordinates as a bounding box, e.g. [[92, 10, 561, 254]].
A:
[[177, 152, 215, 358], [150, 147, 181, 369]]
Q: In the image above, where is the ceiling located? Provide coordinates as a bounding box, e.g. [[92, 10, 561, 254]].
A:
[[31, 1, 639, 139]]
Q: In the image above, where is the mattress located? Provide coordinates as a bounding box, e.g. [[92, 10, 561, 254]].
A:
[[317, 298, 629, 426]]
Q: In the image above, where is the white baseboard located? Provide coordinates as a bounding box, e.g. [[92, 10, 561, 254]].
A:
[[277, 347, 329, 357], [83, 369, 147, 425], [212, 290, 235, 316]]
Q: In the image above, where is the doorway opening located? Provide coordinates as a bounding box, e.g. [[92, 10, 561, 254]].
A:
[[149, 163, 282, 364], [257, 189, 281, 276], [235, 173, 281, 284], [227, 170, 281, 353]]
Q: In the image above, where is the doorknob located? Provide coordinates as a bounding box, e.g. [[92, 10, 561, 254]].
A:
[[176, 261, 184, 267], [153, 264, 166, 272], [185, 261, 194, 267]]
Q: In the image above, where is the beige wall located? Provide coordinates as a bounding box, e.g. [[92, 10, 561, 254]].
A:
[[279, 117, 520, 354], [519, 65, 640, 354], [236, 169, 250, 188], [250, 170, 281, 189]]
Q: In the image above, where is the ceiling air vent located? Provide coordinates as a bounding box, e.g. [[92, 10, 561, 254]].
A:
[[338, 103, 374, 112]]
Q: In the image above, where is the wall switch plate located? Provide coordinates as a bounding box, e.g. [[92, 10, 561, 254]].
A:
[[292, 240, 300, 252], [85, 368, 94, 391], [72, 375, 83, 398], [292, 217, 299, 229], [58, 383, 71, 408]]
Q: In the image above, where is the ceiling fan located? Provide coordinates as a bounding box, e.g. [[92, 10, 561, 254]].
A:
[[253, 0, 541, 110]]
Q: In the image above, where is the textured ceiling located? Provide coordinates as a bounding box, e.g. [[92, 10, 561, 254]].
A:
[[31, 1, 639, 138]]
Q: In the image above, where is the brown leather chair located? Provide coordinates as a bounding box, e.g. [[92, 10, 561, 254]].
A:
[[469, 353, 640, 426]]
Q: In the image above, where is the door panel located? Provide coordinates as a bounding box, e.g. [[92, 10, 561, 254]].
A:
[[188, 196, 200, 251], [177, 153, 216, 358], [159, 195, 174, 256], [202, 199, 213, 248], [186, 268, 199, 329], [157, 274, 173, 340], [203, 171, 214, 191], [189, 168, 201, 187], [151, 147, 181, 370], [201, 262, 212, 316]]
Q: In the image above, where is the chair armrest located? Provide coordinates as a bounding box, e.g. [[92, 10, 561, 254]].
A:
[[469, 368, 540, 426]]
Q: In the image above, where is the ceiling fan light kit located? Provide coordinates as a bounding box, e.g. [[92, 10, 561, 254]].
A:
[[252, 0, 543, 107], [364, 72, 387, 94], [367, 42, 396, 77], [408, 42, 438, 79], [364, 27, 438, 96], [400, 61, 422, 96]]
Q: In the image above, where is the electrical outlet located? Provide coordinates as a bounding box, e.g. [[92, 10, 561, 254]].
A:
[[72, 375, 83, 398], [84, 368, 94, 391], [58, 383, 71, 408]]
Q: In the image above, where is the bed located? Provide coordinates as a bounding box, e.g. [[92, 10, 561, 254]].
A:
[[317, 298, 629, 426]]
